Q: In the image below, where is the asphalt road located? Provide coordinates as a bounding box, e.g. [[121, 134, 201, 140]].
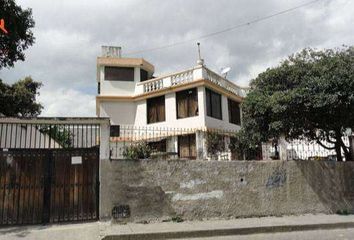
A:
[[180, 228, 354, 240]]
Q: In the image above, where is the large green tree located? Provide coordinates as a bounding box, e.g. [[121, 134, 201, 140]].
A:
[[240, 46, 354, 161], [0, 77, 42, 117], [0, 0, 35, 69]]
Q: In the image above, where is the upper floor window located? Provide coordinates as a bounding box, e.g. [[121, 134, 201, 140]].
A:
[[147, 95, 165, 124], [228, 98, 241, 125], [176, 88, 198, 119], [104, 66, 134, 81], [206, 88, 222, 120], [140, 69, 149, 82]]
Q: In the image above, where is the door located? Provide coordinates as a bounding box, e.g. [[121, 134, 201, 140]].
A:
[[0, 148, 99, 226]]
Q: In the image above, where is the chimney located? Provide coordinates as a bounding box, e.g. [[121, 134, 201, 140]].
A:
[[101, 46, 122, 58]]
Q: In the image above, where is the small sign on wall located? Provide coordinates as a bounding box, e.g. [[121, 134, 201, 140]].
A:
[[71, 156, 82, 165]]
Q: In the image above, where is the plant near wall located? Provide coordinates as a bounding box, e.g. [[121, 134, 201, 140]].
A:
[[206, 131, 225, 159], [39, 125, 72, 148], [122, 142, 151, 160], [229, 129, 262, 160]]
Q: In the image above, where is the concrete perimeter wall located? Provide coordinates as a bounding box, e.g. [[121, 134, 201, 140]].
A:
[[100, 160, 354, 222]]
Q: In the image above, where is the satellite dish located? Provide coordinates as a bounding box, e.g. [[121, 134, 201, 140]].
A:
[[221, 67, 231, 78]]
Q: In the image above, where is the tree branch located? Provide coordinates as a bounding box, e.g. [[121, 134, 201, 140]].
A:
[[316, 139, 336, 150], [325, 131, 336, 144], [338, 138, 350, 155]]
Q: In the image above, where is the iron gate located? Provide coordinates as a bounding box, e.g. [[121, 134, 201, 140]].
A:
[[0, 119, 103, 226]]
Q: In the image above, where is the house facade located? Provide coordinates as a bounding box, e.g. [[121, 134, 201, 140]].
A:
[[96, 46, 249, 160]]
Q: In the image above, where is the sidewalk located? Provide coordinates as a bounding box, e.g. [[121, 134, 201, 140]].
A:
[[1, 214, 354, 240]]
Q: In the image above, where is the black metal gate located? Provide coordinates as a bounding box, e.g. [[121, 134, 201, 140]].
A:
[[0, 119, 102, 226]]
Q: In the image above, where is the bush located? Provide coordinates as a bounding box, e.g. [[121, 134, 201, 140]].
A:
[[122, 142, 151, 160], [229, 130, 262, 160], [206, 131, 225, 158]]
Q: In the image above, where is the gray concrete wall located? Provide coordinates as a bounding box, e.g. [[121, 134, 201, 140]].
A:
[[100, 160, 354, 222]]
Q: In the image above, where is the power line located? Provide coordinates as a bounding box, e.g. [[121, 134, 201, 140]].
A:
[[126, 0, 322, 56]]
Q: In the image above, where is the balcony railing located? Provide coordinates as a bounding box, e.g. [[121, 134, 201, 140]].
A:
[[136, 65, 249, 97]]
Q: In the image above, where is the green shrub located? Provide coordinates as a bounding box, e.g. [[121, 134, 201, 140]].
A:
[[206, 131, 225, 158], [122, 142, 151, 160]]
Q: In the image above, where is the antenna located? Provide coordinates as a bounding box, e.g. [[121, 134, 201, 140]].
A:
[[221, 67, 231, 78], [196, 42, 204, 65]]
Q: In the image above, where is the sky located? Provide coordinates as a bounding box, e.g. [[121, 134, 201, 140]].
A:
[[0, 0, 353, 117]]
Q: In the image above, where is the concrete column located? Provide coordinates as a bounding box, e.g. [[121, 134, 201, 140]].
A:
[[196, 130, 205, 160], [99, 119, 110, 220], [134, 67, 141, 82], [100, 121, 110, 161], [221, 95, 228, 122], [165, 92, 176, 123]]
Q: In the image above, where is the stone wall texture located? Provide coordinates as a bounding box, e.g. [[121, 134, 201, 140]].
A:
[[99, 160, 354, 222]]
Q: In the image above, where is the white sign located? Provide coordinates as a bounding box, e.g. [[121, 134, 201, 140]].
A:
[[71, 156, 82, 165]]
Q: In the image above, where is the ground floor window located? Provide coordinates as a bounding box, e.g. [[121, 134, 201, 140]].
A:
[[178, 134, 196, 159], [148, 139, 166, 153]]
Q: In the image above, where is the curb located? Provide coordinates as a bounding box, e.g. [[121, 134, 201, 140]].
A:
[[102, 221, 354, 240]]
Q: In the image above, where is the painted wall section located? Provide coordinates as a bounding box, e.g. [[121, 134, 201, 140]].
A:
[[100, 160, 354, 222], [100, 101, 136, 125]]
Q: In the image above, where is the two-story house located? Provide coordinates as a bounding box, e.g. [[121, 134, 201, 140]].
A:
[[96, 46, 248, 160]]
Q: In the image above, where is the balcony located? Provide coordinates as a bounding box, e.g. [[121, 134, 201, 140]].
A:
[[135, 65, 249, 98]]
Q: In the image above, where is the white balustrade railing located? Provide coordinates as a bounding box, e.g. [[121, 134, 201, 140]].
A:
[[142, 78, 164, 93], [171, 69, 194, 86], [204, 68, 248, 98], [136, 66, 249, 97]]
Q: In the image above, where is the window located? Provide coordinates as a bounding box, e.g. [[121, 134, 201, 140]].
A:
[[147, 95, 165, 124], [140, 69, 149, 82], [206, 88, 222, 120], [110, 125, 120, 137], [176, 88, 198, 119], [148, 139, 166, 153], [97, 82, 100, 94], [104, 66, 134, 81], [178, 134, 196, 159], [228, 98, 241, 125]]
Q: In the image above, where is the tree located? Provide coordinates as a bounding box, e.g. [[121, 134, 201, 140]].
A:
[[0, 0, 35, 69], [0, 77, 43, 117], [241, 46, 354, 161]]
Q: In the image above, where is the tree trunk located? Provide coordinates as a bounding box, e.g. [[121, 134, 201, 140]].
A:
[[335, 142, 343, 161], [335, 131, 343, 162], [347, 136, 354, 161]]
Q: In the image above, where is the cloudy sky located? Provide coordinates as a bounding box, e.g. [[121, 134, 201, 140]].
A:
[[0, 0, 353, 117]]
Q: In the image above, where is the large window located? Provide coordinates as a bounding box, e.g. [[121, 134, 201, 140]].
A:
[[147, 95, 165, 124], [178, 134, 196, 159], [104, 66, 134, 81], [176, 88, 198, 119], [206, 88, 222, 120], [228, 98, 241, 125], [140, 69, 149, 82]]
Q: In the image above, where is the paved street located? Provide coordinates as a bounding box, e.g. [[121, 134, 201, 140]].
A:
[[1, 214, 354, 240], [181, 228, 354, 240]]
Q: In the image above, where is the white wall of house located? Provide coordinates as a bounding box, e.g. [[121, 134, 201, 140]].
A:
[[100, 101, 136, 125], [98, 86, 240, 131], [99, 66, 141, 96]]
